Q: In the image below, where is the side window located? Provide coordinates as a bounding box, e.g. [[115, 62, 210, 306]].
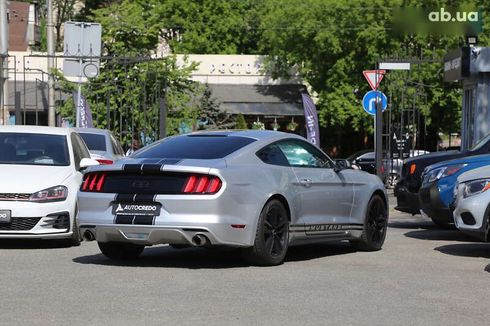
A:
[[76, 134, 91, 159], [276, 139, 333, 168], [110, 134, 124, 156], [71, 134, 83, 170], [71, 133, 91, 170], [256, 143, 290, 166]]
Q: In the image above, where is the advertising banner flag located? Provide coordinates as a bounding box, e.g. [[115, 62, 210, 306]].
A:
[[73, 91, 94, 128], [301, 93, 320, 146]]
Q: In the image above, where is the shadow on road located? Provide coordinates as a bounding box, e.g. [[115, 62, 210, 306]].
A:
[[485, 264, 490, 273], [388, 219, 435, 230], [389, 218, 477, 242], [72, 242, 356, 269], [0, 239, 72, 250], [404, 228, 477, 242], [434, 243, 490, 259]]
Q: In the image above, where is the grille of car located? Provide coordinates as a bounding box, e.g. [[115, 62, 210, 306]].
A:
[[0, 193, 30, 201], [0, 217, 41, 231]]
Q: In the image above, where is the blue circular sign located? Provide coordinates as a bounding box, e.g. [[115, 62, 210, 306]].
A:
[[362, 90, 387, 116]]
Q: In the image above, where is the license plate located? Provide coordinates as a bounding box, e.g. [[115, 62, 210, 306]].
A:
[[0, 210, 11, 224], [112, 202, 161, 216]]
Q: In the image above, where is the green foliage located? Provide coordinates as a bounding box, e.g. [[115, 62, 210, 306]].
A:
[[260, 0, 489, 136], [90, 0, 262, 55], [236, 113, 248, 129], [56, 56, 202, 147], [196, 84, 235, 130]]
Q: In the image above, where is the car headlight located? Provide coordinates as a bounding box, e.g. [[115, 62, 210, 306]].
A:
[[29, 186, 68, 202], [463, 179, 490, 198], [427, 164, 467, 183]]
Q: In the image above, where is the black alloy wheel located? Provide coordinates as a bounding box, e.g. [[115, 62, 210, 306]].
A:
[[246, 199, 289, 266], [351, 194, 388, 251]]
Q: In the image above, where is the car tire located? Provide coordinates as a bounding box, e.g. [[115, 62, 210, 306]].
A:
[[69, 216, 81, 247], [98, 242, 145, 260], [245, 199, 289, 266], [351, 194, 388, 251]]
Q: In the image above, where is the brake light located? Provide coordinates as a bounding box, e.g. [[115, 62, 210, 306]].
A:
[[96, 159, 114, 165], [409, 164, 416, 175], [81, 173, 107, 192], [182, 175, 222, 194]]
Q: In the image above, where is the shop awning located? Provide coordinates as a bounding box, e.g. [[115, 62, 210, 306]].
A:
[[208, 84, 306, 116]]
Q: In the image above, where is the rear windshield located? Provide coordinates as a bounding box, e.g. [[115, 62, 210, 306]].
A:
[[78, 133, 107, 151], [133, 135, 256, 160], [0, 133, 70, 166]]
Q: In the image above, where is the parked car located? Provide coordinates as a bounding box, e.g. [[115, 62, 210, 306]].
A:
[[347, 150, 388, 183], [0, 126, 98, 245], [395, 133, 490, 216], [347, 149, 429, 188], [78, 130, 388, 266], [73, 128, 125, 164], [453, 165, 490, 241], [419, 154, 490, 228]]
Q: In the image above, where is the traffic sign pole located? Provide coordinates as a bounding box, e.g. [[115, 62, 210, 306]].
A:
[[375, 65, 383, 178]]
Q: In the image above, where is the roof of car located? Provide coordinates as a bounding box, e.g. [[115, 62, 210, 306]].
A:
[[72, 127, 111, 135], [0, 125, 73, 135], [186, 130, 303, 141]]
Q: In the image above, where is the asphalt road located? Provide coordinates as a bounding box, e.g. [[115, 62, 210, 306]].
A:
[[1, 200, 489, 326]]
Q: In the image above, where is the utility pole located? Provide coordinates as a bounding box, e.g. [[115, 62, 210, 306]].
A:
[[0, 0, 9, 125], [47, 0, 56, 126]]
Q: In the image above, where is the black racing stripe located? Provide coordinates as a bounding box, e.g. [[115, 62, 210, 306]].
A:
[[115, 215, 133, 224], [115, 194, 135, 202], [134, 194, 156, 202], [133, 215, 154, 225], [142, 164, 163, 173], [123, 164, 142, 173]]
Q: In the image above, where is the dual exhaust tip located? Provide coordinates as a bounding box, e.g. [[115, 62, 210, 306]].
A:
[[191, 234, 209, 247], [83, 230, 209, 247], [82, 230, 95, 242]]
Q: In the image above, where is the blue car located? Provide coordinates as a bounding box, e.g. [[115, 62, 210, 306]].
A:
[[418, 154, 490, 228]]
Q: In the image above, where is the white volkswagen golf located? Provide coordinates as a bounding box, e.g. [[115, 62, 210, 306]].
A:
[[0, 126, 98, 245]]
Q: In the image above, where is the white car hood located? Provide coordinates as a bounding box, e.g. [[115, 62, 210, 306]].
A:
[[0, 164, 74, 193]]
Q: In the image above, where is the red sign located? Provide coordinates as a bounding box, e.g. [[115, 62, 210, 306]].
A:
[[363, 70, 385, 90]]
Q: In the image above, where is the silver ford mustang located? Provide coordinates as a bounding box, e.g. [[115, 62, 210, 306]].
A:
[[78, 130, 388, 265]]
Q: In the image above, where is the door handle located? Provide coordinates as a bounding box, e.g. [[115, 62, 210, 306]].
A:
[[299, 178, 312, 187]]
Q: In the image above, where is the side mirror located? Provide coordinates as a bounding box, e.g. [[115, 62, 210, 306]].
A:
[[334, 159, 352, 172], [79, 158, 99, 171]]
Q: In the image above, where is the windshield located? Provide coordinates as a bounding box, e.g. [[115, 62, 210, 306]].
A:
[[470, 133, 490, 152], [0, 133, 70, 166], [78, 133, 107, 152], [133, 135, 256, 160]]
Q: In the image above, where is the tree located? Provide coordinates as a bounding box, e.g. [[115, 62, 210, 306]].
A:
[[195, 84, 235, 130], [90, 0, 263, 55], [236, 113, 248, 129], [259, 0, 489, 151]]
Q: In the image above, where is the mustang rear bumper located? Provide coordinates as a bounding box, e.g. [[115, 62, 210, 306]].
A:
[[79, 223, 252, 247]]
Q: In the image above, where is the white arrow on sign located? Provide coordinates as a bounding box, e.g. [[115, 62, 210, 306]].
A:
[[363, 70, 385, 90]]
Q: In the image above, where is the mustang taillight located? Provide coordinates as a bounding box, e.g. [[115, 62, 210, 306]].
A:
[[81, 173, 107, 192], [182, 175, 222, 194]]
